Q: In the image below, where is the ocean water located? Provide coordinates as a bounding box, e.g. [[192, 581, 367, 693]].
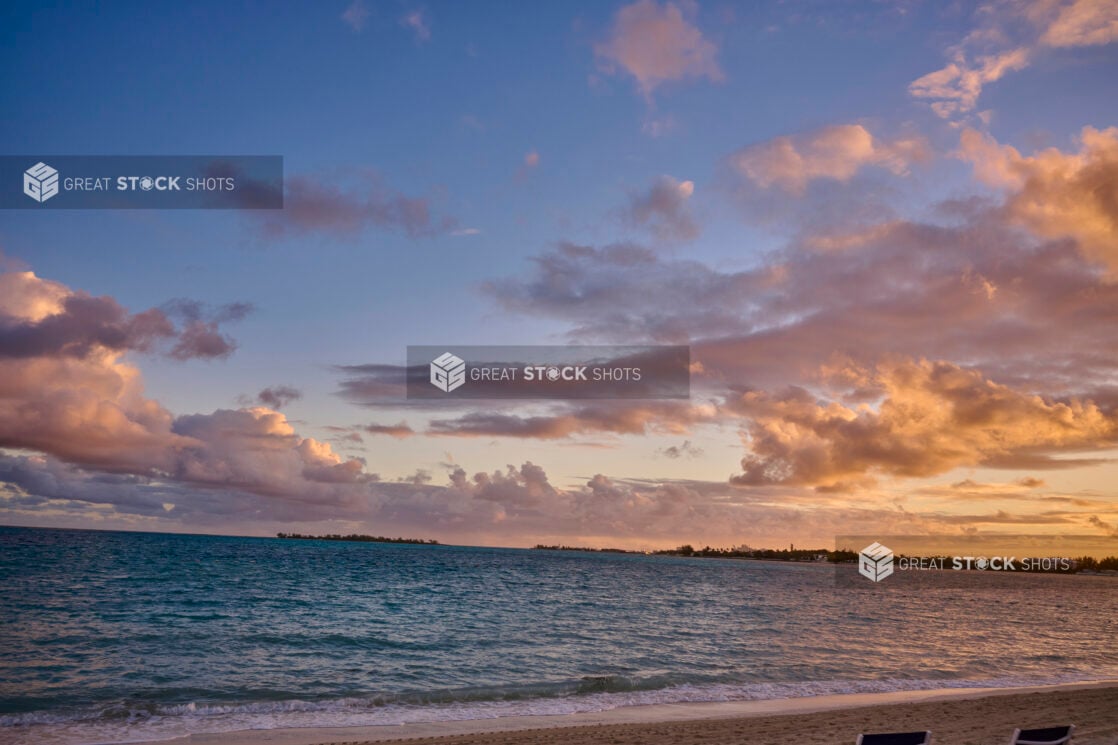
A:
[[1, 527, 1115, 745]]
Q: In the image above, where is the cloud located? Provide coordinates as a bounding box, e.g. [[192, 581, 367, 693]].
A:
[[1036, 0, 1118, 48], [427, 401, 709, 440], [909, 47, 1030, 119], [162, 299, 253, 361], [1087, 515, 1118, 537], [911, 0, 1118, 119], [450, 462, 557, 510], [260, 173, 455, 238], [400, 9, 430, 42], [729, 125, 930, 195], [624, 175, 699, 241], [659, 440, 703, 459], [257, 386, 302, 409], [959, 125, 1118, 272], [341, 0, 370, 32], [483, 241, 768, 343], [6, 255, 1114, 544], [0, 273, 248, 363], [364, 421, 415, 438], [0, 291, 172, 359], [728, 358, 1117, 490], [595, 0, 723, 98], [0, 268, 374, 514], [485, 203, 1118, 393], [479, 180, 1118, 483]]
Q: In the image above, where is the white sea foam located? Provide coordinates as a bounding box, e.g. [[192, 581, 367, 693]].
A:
[[4, 673, 1116, 745]]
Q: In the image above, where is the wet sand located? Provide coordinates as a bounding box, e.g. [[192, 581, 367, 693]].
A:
[[145, 681, 1118, 745]]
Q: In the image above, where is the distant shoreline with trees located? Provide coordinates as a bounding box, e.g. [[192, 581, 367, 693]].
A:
[[533, 542, 1118, 574], [276, 533, 438, 545]]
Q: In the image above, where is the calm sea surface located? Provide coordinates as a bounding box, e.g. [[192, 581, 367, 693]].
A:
[[1, 526, 1115, 744]]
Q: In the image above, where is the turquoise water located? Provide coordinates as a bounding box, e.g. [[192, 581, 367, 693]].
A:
[[1, 526, 1116, 744]]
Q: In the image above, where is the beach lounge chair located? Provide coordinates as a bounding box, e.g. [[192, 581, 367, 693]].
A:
[[856, 732, 932, 745], [1009, 725, 1075, 745]]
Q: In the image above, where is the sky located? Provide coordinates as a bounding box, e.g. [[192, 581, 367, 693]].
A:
[[1, 0, 1118, 550]]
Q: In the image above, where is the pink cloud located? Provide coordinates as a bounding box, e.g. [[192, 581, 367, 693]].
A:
[[595, 0, 723, 99], [730, 125, 930, 196]]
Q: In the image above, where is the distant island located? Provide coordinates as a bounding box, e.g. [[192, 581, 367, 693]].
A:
[[534, 543, 847, 561], [533, 544, 633, 553], [276, 533, 438, 545], [657, 544, 846, 562]]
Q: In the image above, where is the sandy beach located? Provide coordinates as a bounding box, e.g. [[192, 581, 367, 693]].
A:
[[144, 682, 1118, 745]]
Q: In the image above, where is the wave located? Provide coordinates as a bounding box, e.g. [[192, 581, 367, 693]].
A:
[[3, 671, 1116, 745]]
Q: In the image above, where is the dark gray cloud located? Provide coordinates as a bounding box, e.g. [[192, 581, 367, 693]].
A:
[[257, 385, 302, 409], [0, 295, 173, 359], [623, 175, 699, 241], [364, 421, 415, 438]]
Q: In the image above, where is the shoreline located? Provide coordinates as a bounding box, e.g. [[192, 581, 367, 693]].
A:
[[126, 680, 1118, 745]]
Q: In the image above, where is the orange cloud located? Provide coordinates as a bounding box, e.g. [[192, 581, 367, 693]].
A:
[[959, 125, 1118, 272], [729, 359, 1117, 490]]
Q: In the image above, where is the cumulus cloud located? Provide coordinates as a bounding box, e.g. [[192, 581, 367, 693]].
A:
[[0, 273, 248, 364], [595, 0, 723, 98], [728, 359, 1117, 490], [624, 175, 699, 241], [479, 180, 1118, 483], [450, 462, 557, 510], [0, 269, 373, 516], [729, 125, 930, 195], [959, 125, 1118, 272], [0, 293, 171, 359]]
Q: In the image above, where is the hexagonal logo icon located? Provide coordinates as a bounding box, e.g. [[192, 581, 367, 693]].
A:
[[24, 162, 59, 203], [430, 352, 466, 393], [859, 541, 894, 582]]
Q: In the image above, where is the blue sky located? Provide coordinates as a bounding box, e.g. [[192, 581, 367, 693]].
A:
[[1, 0, 1118, 548]]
